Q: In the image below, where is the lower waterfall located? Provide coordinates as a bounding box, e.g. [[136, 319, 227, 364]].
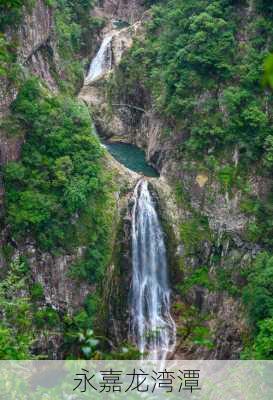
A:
[[130, 179, 176, 360]]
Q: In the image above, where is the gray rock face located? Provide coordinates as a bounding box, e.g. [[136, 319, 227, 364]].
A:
[[0, 134, 24, 165], [79, 11, 272, 358], [1, 0, 55, 115], [17, 0, 53, 62], [0, 0, 58, 205], [25, 45, 58, 93], [0, 82, 18, 117], [92, 0, 145, 24], [25, 245, 93, 314], [0, 0, 144, 339], [1, 0, 267, 360]]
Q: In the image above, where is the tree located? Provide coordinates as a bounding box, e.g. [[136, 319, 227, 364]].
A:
[[243, 252, 273, 329], [252, 319, 273, 359], [0, 257, 34, 359]]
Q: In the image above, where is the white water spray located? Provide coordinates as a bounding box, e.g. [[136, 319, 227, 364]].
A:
[[130, 179, 176, 360], [85, 35, 112, 84]]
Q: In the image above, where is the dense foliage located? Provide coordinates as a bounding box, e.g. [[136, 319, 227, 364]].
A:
[[54, 0, 105, 92], [56, 0, 104, 54], [0, 0, 116, 361], [0, 0, 33, 31], [4, 79, 113, 279], [2, 0, 273, 361], [113, 0, 273, 164], [0, 257, 35, 359], [242, 253, 273, 358], [1, 77, 116, 357], [109, 0, 273, 359]]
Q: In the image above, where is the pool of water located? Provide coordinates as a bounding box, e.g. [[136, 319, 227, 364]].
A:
[[105, 142, 159, 177]]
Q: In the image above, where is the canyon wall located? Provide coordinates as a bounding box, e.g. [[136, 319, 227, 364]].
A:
[[1, 0, 271, 359], [79, 1, 273, 358]]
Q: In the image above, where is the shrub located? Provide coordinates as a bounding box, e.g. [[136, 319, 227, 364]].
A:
[[30, 283, 44, 301], [4, 78, 114, 283], [178, 266, 214, 294], [242, 252, 273, 359], [243, 252, 273, 329], [0, 257, 35, 359], [0, 0, 27, 31], [5, 78, 106, 249], [180, 215, 211, 254], [111, 0, 273, 163], [34, 307, 60, 328], [251, 318, 273, 359]]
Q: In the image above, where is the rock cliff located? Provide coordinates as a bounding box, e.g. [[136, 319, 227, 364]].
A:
[[78, 1, 273, 358], [1, 0, 271, 360], [0, 0, 140, 357]]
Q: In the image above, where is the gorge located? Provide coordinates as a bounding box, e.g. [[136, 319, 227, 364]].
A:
[[84, 33, 176, 359]]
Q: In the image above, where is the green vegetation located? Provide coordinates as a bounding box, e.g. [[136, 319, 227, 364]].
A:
[[263, 54, 273, 90], [191, 326, 214, 349], [0, 0, 116, 361], [240, 194, 273, 248], [0, 254, 116, 360], [215, 264, 241, 297], [0, 255, 113, 360], [4, 79, 95, 242], [1, 72, 116, 358], [4, 78, 114, 285], [62, 292, 140, 360], [243, 253, 273, 330], [108, 0, 273, 295], [111, 0, 273, 164], [178, 266, 214, 294], [34, 307, 60, 328], [174, 302, 214, 351], [0, 0, 34, 31], [180, 215, 211, 255], [30, 283, 44, 300], [109, 0, 273, 359], [56, 0, 105, 54], [217, 165, 237, 192], [247, 319, 273, 359], [53, 0, 105, 92], [242, 253, 273, 359], [0, 257, 35, 359], [0, 35, 22, 83]]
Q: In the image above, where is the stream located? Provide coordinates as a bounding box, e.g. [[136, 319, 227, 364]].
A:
[[86, 31, 176, 360]]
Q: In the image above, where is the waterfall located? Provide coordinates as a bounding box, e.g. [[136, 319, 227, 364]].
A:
[[85, 35, 112, 84], [130, 179, 176, 360]]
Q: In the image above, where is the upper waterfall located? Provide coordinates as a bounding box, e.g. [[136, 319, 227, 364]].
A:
[[130, 179, 176, 360], [85, 35, 113, 84]]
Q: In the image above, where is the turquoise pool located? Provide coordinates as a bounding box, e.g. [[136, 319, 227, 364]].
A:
[[105, 142, 159, 177]]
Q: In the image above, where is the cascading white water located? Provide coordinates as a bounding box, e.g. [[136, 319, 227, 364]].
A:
[[85, 35, 112, 84], [130, 179, 176, 360]]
